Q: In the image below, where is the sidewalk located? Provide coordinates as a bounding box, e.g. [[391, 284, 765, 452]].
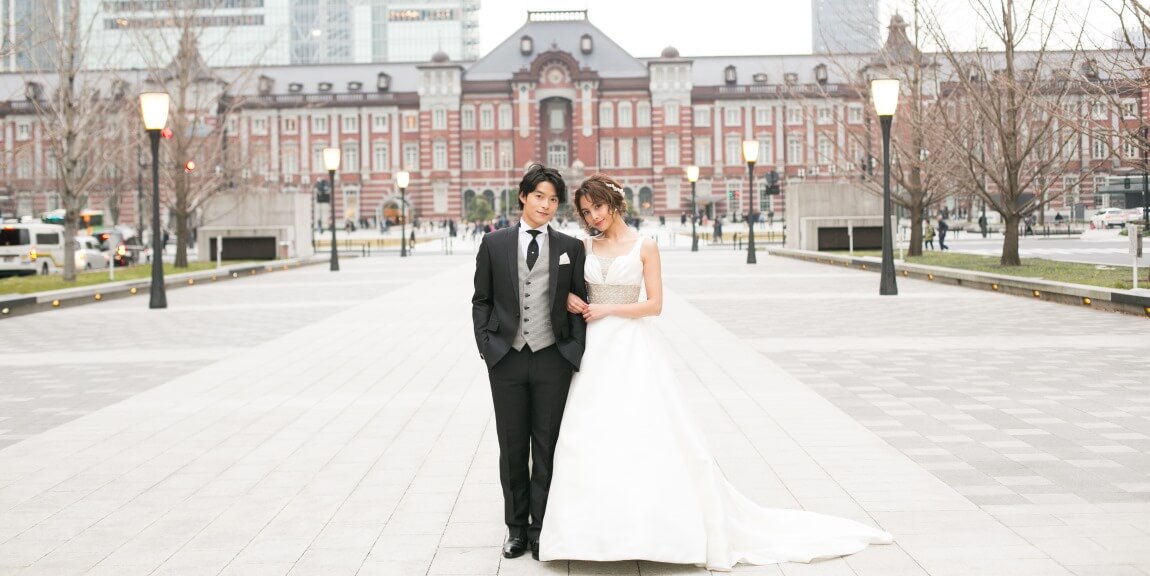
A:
[[1, 247, 1148, 575]]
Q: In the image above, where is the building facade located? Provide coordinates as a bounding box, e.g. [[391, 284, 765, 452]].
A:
[[812, 0, 879, 54], [0, 10, 1143, 228]]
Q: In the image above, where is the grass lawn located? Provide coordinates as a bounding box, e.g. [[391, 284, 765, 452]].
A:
[[0, 262, 243, 295], [842, 250, 1144, 290]]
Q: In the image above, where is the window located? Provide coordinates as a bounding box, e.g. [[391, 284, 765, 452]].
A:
[[788, 136, 803, 163], [848, 105, 863, 124], [461, 106, 475, 130], [16, 122, 31, 140], [665, 134, 680, 166], [481, 143, 494, 169], [252, 117, 267, 135], [1122, 99, 1138, 119], [499, 141, 512, 169], [1124, 138, 1140, 159], [462, 142, 476, 170], [372, 142, 389, 171], [786, 106, 802, 125], [282, 117, 298, 134], [548, 142, 568, 167], [1063, 175, 1080, 206], [227, 116, 238, 135], [1092, 135, 1108, 160], [725, 135, 741, 165], [47, 157, 58, 178], [433, 140, 447, 170], [312, 143, 327, 171], [480, 105, 494, 130], [600, 139, 615, 168], [312, 115, 328, 133], [817, 106, 832, 124], [664, 102, 679, 126], [342, 142, 359, 172], [725, 107, 740, 126], [666, 179, 681, 211], [618, 102, 633, 127], [372, 114, 388, 132], [618, 138, 633, 168], [696, 137, 711, 166], [757, 135, 772, 164], [1062, 131, 1079, 159], [281, 146, 298, 175], [600, 102, 615, 128], [1091, 100, 1107, 120], [755, 106, 771, 125], [638, 138, 652, 167], [637, 102, 651, 127], [549, 107, 565, 130], [403, 142, 419, 170], [403, 112, 419, 132], [499, 105, 512, 130], [343, 114, 359, 133], [16, 154, 31, 178], [726, 181, 741, 212], [432, 108, 447, 130], [694, 106, 711, 127], [434, 181, 448, 213], [1062, 101, 1079, 118], [817, 136, 834, 164]]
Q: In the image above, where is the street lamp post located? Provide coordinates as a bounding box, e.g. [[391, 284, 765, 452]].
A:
[[871, 78, 901, 296], [139, 92, 170, 310], [323, 147, 341, 271], [741, 140, 760, 264], [397, 171, 410, 257], [687, 166, 699, 252], [1142, 126, 1149, 229]]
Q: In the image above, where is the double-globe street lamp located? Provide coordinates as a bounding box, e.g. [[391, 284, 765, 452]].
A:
[[686, 165, 700, 252], [871, 78, 901, 296], [741, 140, 760, 264], [397, 170, 410, 257], [139, 92, 170, 310], [323, 147, 341, 272]]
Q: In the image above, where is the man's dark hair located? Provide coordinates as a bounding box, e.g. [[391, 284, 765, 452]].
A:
[[518, 163, 567, 209]]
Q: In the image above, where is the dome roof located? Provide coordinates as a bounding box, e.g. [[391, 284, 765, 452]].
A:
[[660, 46, 680, 59], [431, 50, 450, 63]]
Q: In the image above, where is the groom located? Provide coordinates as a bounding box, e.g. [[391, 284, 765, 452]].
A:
[[472, 163, 587, 561]]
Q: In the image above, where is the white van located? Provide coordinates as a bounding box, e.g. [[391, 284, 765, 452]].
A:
[[0, 223, 68, 277]]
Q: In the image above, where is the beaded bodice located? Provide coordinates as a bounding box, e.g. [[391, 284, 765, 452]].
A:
[[585, 237, 643, 305]]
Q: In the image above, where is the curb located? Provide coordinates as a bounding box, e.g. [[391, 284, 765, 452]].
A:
[[0, 256, 333, 320], [766, 247, 1150, 319]]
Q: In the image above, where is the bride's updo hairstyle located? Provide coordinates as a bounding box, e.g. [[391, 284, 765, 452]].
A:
[[573, 173, 627, 235]]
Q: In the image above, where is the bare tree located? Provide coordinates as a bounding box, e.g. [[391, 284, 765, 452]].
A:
[[24, 0, 125, 281], [926, 0, 1092, 266]]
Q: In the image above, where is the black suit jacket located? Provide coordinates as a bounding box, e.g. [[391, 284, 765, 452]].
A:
[[472, 224, 587, 371]]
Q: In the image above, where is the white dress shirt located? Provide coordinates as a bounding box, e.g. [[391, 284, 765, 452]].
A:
[[518, 220, 550, 260]]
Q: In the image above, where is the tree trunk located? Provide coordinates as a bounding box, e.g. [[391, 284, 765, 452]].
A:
[[63, 204, 78, 282], [907, 199, 924, 257], [1000, 214, 1022, 266], [175, 211, 189, 268]]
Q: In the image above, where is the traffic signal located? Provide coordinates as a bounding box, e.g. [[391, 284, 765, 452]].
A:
[[766, 170, 781, 195], [315, 179, 330, 203], [184, 160, 196, 173]]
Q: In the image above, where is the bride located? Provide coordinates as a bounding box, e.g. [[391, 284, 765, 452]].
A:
[[539, 173, 893, 570]]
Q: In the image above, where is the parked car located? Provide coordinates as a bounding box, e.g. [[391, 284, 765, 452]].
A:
[[1126, 207, 1147, 224], [94, 228, 148, 266], [1091, 208, 1126, 229]]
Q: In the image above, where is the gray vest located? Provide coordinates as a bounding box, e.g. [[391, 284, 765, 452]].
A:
[[511, 233, 555, 352]]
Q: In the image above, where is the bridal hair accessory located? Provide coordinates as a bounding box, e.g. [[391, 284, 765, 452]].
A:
[[606, 182, 623, 194]]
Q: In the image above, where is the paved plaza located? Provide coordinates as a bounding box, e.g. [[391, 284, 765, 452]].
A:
[[1, 231, 1149, 575]]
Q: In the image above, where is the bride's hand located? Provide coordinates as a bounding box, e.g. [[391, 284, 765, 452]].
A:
[[582, 303, 611, 323], [567, 293, 588, 314]]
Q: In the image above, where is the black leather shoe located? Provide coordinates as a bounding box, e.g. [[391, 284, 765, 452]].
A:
[[502, 534, 528, 558], [530, 539, 540, 561]]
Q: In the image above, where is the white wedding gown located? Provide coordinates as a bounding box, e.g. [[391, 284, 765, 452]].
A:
[[540, 237, 893, 570]]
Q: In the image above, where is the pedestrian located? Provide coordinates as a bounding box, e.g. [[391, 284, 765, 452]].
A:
[[1024, 214, 1035, 236], [713, 216, 723, 244], [924, 221, 935, 250], [937, 216, 949, 251], [409, 228, 416, 252], [978, 214, 988, 238], [680, 212, 687, 226]]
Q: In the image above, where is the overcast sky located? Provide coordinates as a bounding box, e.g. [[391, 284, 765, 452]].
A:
[[477, 0, 1126, 59]]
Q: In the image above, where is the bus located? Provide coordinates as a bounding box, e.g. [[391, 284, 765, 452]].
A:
[[40, 209, 105, 235]]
